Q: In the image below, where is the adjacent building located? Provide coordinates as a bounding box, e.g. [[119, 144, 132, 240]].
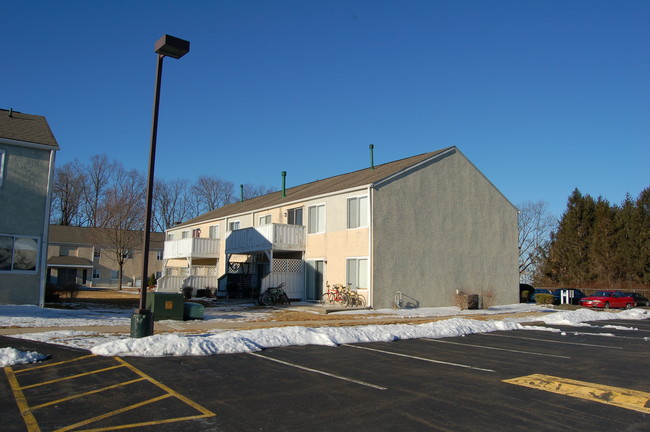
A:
[[47, 225, 164, 290], [0, 108, 59, 306], [160, 147, 519, 309]]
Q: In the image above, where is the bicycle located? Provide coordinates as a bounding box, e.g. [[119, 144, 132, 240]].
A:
[[321, 283, 349, 307], [259, 282, 290, 306], [344, 286, 366, 308]]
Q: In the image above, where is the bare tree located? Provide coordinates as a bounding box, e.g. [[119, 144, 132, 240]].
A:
[[51, 160, 86, 225], [152, 178, 192, 232], [242, 183, 277, 200], [191, 176, 235, 213], [82, 154, 116, 227], [518, 200, 556, 283], [98, 167, 145, 290]]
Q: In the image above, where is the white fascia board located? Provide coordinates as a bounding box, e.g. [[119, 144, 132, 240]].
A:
[[0, 137, 60, 151]]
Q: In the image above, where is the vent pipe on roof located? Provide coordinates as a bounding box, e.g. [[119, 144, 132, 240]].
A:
[[240, 184, 244, 202], [281, 171, 287, 197], [8, 108, 13, 118], [369, 144, 375, 170]]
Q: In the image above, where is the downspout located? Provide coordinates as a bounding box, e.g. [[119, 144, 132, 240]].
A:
[[39, 148, 57, 307], [368, 185, 373, 308]]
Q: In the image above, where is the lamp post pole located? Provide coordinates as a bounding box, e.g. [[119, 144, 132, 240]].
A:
[[131, 35, 190, 338]]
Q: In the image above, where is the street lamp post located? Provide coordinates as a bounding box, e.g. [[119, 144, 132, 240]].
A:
[[131, 34, 190, 338]]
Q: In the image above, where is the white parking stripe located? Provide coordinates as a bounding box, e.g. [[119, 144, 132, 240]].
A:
[[422, 338, 571, 359], [478, 333, 623, 349], [342, 344, 495, 373], [249, 353, 387, 390]]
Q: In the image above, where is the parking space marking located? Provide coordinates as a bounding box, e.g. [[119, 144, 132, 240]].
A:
[[4, 355, 216, 432], [249, 352, 387, 390], [342, 344, 495, 372], [422, 338, 571, 359], [478, 333, 623, 349], [503, 374, 650, 414]]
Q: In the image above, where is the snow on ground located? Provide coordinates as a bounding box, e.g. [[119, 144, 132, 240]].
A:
[[1, 304, 647, 359], [0, 347, 49, 367]]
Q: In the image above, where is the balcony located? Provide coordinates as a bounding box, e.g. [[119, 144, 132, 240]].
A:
[[225, 224, 305, 254], [163, 237, 220, 259]]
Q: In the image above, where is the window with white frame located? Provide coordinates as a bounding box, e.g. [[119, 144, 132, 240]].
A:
[[209, 225, 219, 239], [347, 196, 368, 229], [94, 248, 101, 258], [156, 251, 163, 260], [308, 204, 325, 234], [110, 270, 119, 280], [287, 207, 303, 225], [0, 149, 5, 188], [346, 258, 368, 291], [181, 231, 190, 239], [259, 215, 271, 225], [167, 232, 175, 241], [0, 235, 39, 272], [229, 221, 240, 231], [92, 268, 101, 279], [192, 228, 201, 238]]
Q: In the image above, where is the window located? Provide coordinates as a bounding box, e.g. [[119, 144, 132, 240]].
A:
[[92, 268, 101, 279], [209, 225, 219, 239], [346, 258, 368, 291], [229, 221, 240, 231], [181, 231, 190, 239], [94, 248, 101, 258], [259, 215, 271, 225], [110, 270, 119, 280], [155, 271, 162, 279], [156, 251, 163, 260], [0, 149, 5, 188], [347, 196, 368, 229], [0, 235, 39, 272], [287, 207, 303, 225], [308, 204, 325, 234], [167, 232, 175, 241], [192, 228, 201, 238]]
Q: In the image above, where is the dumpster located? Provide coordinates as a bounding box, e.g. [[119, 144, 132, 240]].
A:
[[146, 292, 184, 321], [183, 302, 205, 320]]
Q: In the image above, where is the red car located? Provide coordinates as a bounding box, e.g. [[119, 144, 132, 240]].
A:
[[579, 291, 635, 309]]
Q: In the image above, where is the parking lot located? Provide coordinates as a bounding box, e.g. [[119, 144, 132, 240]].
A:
[[3, 318, 649, 431]]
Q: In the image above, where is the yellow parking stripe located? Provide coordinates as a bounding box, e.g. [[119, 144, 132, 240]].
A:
[[20, 364, 125, 390], [53, 394, 173, 432], [30, 378, 146, 410], [4, 366, 41, 432], [115, 357, 216, 417], [13, 354, 97, 374], [503, 374, 650, 414], [72, 415, 217, 432]]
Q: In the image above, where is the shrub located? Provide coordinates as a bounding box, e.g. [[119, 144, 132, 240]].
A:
[[535, 293, 554, 305], [480, 287, 496, 309], [454, 290, 469, 310]]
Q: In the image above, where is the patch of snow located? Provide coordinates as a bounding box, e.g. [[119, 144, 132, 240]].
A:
[[0, 347, 48, 367]]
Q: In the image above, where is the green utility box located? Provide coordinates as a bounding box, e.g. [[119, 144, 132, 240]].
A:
[[183, 302, 205, 320], [146, 293, 184, 321]]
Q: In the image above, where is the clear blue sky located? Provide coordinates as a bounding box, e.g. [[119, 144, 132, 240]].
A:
[[4, 0, 648, 218]]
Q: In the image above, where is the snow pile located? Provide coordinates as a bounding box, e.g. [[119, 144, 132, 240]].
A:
[[91, 318, 525, 357], [0, 305, 131, 328], [0, 347, 48, 367], [509, 307, 648, 325]]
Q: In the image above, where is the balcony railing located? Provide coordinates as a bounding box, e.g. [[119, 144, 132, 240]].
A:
[[225, 223, 305, 254], [163, 237, 220, 259]]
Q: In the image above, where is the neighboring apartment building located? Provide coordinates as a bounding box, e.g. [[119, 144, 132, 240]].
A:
[[160, 147, 519, 309], [0, 109, 59, 306], [47, 225, 164, 290]]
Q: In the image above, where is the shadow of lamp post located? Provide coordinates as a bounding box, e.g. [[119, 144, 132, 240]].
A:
[[131, 34, 190, 338]]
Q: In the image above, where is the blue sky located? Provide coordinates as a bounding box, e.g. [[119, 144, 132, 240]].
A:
[[3, 0, 648, 217]]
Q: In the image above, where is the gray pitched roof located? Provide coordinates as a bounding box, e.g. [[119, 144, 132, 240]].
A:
[[47, 256, 94, 267], [48, 225, 164, 249], [0, 109, 59, 148], [176, 147, 454, 228]]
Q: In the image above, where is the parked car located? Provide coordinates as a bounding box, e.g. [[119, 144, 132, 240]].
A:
[[529, 288, 552, 303], [625, 293, 650, 307], [579, 291, 635, 309], [551, 288, 585, 305]]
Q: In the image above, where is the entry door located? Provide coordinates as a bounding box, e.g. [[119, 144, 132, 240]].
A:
[[305, 260, 324, 301]]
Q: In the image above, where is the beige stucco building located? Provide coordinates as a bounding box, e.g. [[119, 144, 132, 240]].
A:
[[0, 109, 59, 306], [160, 147, 519, 308], [47, 225, 164, 290]]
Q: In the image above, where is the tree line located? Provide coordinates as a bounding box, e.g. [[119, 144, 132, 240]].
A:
[[50, 154, 276, 232], [532, 187, 650, 288]]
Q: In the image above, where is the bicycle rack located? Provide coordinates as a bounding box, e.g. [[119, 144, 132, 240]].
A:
[[394, 291, 403, 309]]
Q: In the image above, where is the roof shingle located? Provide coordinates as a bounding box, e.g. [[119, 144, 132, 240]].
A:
[[0, 109, 59, 148]]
